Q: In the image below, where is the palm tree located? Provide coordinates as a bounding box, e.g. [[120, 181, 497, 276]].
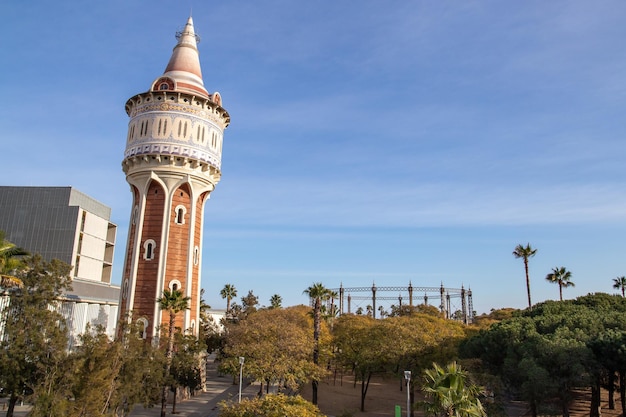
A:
[[157, 288, 190, 417], [303, 282, 330, 405], [513, 243, 538, 309], [613, 276, 626, 297], [220, 283, 237, 314], [269, 294, 282, 309], [0, 231, 27, 289], [328, 289, 339, 316], [545, 266, 574, 301], [421, 361, 487, 417]]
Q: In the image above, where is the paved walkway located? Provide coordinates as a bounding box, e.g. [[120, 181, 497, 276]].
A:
[[129, 360, 257, 417], [2, 360, 256, 417]]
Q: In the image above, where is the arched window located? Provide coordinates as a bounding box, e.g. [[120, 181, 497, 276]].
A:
[[159, 83, 169, 90], [193, 246, 199, 266], [169, 280, 182, 292], [137, 318, 148, 339], [143, 239, 156, 260], [174, 205, 186, 225]]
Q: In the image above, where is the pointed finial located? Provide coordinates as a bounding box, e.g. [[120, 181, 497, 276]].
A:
[[158, 17, 208, 98]]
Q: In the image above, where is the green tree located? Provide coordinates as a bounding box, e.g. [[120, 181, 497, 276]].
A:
[[199, 292, 223, 355], [460, 294, 626, 417], [0, 231, 28, 289], [219, 393, 324, 417], [241, 290, 259, 314], [221, 284, 237, 314], [113, 320, 166, 416], [0, 255, 72, 417], [513, 243, 537, 309], [545, 266, 574, 301], [613, 276, 626, 297], [588, 329, 626, 415], [156, 288, 190, 417], [421, 362, 486, 417], [269, 294, 282, 309], [303, 283, 330, 405], [169, 333, 205, 414], [64, 329, 124, 417]]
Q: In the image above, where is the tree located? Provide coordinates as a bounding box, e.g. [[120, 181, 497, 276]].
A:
[[513, 243, 537, 309], [328, 290, 339, 320], [156, 288, 190, 417], [421, 362, 487, 417], [269, 294, 282, 309], [64, 329, 124, 417], [169, 333, 205, 414], [545, 266, 574, 301], [220, 306, 326, 394], [221, 284, 237, 314], [241, 290, 259, 316], [113, 320, 166, 416], [333, 314, 382, 412], [303, 282, 330, 405], [0, 231, 27, 289], [199, 292, 224, 355], [588, 329, 626, 415], [219, 393, 324, 417], [460, 294, 626, 417], [0, 255, 72, 417], [613, 276, 626, 297]]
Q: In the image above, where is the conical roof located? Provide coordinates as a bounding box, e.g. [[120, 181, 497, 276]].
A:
[[155, 17, 209, 98]]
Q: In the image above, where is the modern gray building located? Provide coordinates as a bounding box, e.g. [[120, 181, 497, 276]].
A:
[[0, 186, 120, 345]]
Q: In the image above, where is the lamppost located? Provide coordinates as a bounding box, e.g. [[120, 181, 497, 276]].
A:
[[404, 370, 411, 417], [238, 356, 245, 403]]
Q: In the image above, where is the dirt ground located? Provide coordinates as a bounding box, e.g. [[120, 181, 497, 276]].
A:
[[300, 373, 625, 417], [300, 373, 409, 417]]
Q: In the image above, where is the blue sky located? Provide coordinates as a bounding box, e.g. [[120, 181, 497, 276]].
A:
[[2, 1, 626, 314]]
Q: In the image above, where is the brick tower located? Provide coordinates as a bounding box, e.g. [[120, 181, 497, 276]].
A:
[[117, 17, 229, 339]]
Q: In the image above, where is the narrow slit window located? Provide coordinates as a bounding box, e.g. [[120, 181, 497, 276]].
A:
[[143, 239, 156, 260], [174, 205, 186, 225]]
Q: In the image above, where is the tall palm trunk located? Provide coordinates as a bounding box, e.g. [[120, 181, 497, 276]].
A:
[[312, 297, 320, 405], [161, 311, 176, 417], [524, 258, 532, 309]]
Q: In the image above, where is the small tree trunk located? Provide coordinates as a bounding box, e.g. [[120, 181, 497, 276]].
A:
[[619, 370, 626, 416], [172, 386, 177, 414], [6, 391, 18, 417], [590, 375, 601, 417], [608, 371, 615, 409], [160, 385, 168, 417], [360, 372, 372, 412], [561, 396, 570, 417], [312, 380, 318, 404]]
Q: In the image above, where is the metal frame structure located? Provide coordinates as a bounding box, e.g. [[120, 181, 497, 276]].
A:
[[331, 282, 474, 324]]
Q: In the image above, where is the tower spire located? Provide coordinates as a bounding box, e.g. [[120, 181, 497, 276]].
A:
[[160, 16, 208, 98]]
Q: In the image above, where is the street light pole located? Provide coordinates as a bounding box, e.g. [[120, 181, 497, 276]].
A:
[[404, 370, 411, 417], [238, 356, 245, 403]]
